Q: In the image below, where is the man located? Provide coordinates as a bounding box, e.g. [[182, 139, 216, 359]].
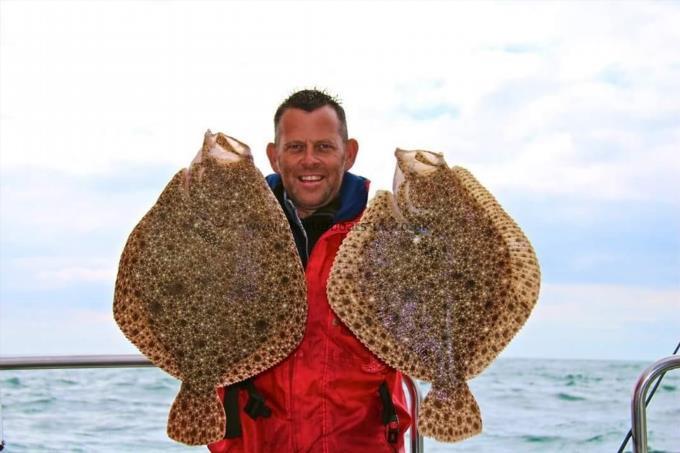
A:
[[208, 90, 411, 453]]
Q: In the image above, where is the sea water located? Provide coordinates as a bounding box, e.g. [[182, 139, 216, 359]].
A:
[[1, 358, 678, 452]]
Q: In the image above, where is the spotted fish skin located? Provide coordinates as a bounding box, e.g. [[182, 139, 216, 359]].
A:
[[327, 149, 540, 443], [113, 131, 307, 445]]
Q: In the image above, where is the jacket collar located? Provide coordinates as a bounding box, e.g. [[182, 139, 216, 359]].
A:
[[265, 172, 369, 223]]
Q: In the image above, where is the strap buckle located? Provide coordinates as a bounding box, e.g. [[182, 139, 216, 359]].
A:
[[379, 380, 400, 444], [386, 418, 400, 444]]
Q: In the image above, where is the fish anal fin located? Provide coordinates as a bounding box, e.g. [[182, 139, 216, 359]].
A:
[[418, 381, 482, 443], [167, 383, 225, 446]]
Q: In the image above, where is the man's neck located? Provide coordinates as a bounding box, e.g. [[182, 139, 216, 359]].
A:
[[283, 191, 340, 220], [296, 208, 314, 219]]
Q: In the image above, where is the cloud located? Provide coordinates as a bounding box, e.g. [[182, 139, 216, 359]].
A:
[[7, 256, 116, 289], [1, 2, 679, 204], [504, 283, 680, 360], [399, 103, 459, 121], [36, 265, 115, 287], [1, 1, 679, 360], [0, 165, 173, 244], [532, 283, 680, 327], [2, 282, 677, 359], [0, 307, 136, 355]]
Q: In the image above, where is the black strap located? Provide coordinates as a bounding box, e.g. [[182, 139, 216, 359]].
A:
[[243, 380, 272, 420], [378, 381, 399, 444], [223, 384, 242, 439], [222, 379, 272, 439]]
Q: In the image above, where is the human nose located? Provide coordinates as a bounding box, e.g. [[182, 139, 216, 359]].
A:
[[299, 144, 320, 166]]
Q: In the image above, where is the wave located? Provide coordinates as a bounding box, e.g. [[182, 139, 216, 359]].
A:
[[556, 392, 586, 401], [3, 376, 22, 387], [1, 358, 678, 452], [522, 434, 562, 443]]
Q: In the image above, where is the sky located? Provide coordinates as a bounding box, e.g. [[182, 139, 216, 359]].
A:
[[1, 1, 679, 361]]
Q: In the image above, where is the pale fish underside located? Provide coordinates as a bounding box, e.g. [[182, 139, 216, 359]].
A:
[[113, 131, 306, 445], [327, 149, 540, 442]]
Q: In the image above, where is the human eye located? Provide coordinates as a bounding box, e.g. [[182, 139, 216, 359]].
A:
[[316, 142, 335, 152], [285, 142, 304, 153]]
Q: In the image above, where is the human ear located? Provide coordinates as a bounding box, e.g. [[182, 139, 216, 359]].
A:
[[266, 142, 280, 173], [343, 138, 359, 171]]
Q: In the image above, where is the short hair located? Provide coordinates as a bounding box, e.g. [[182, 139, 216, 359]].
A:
[[273, 89, 348, 143]]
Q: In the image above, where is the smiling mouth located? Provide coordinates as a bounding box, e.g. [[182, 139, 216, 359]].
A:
[[299, 175, 324, 182]]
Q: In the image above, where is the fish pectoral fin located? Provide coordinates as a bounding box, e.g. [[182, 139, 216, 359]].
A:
[[418, 381, 482, 443], [167, 382, 225, 446]]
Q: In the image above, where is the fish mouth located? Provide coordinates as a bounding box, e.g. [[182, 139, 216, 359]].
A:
[[392, 149, 447, 216], [184, 130, 253, 189], [393, 148, 446, 192], [203, 130, 252, 162]]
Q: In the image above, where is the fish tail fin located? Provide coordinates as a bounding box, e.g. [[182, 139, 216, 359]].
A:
[[167, 383, 225, 445], [419, 381, 482, 442]]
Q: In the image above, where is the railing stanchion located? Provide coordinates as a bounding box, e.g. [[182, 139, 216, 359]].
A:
[[403, 375, 424, 453], [630, 355, 680, 453]]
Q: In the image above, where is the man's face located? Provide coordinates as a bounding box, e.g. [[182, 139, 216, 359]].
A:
[[266, 106, 358, 218]]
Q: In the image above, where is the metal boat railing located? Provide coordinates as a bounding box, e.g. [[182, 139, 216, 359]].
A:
[[0, 354, 424, 453], [0, 354, 154, 370], [630, 354, 680, 453], [402, 371, 425, 453]]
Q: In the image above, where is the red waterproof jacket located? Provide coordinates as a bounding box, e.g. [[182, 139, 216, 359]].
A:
[[208, 173, 411, 453]]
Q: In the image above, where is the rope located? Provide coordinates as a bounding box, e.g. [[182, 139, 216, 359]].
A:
[[616, 340, 680, 453], [0, 378, 5, 451]]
